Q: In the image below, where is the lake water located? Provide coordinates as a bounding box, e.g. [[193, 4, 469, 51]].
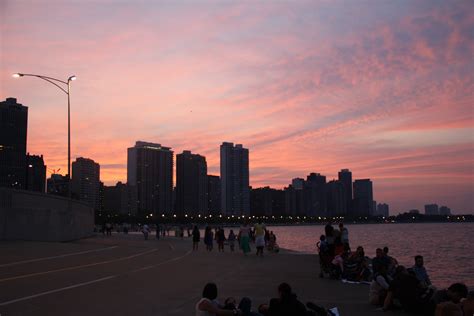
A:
[[267, 223, 474, 288]]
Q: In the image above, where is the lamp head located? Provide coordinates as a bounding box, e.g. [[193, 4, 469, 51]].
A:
[[12, 73, 23, 78], [68, 75, 77, 81]]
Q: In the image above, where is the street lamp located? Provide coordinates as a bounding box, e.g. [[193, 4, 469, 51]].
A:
[[13, 73, 76, 198]]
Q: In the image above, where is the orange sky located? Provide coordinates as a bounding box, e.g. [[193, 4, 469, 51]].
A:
[[1, 1, 473, 213]]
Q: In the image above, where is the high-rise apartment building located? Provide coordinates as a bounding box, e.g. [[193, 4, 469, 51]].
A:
[[376, 203, 389, 217], [207, 175, 221, 215], [220, 142, 250, 215], [353, 179, 374, 217], [47, 174, 69, 196], [424, 204, 439, 215], [304, 173, 327, 216], [127, 141, 173, 215], [175, 150, 208, 215], [26, 154, 46, 192], [0, 98, 28, 189], [338, 169, 352, 214], [326, 180, 346, 216], [71, 157, 100, 210], [439, 206, 451, 215]]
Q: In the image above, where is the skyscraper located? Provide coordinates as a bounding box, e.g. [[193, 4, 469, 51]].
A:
[[338, 169, 352, 214], [175, 150, 208, 215], [71, 157, 100, 210], [207, 175, 221, 215], [220, 142, 250, 215], [127, 141, 173, 215], [25, 154, 46, 193], [304, 173, 327, 216], [0, 98, 28, 189], [353, 179, 374, 217], [326, 180, 346, 216]]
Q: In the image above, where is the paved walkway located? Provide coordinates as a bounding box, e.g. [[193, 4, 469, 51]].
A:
[[0, 234, 403, 315]]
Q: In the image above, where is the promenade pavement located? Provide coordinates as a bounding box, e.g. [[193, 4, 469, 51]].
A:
[[0, 233, 404, 316]]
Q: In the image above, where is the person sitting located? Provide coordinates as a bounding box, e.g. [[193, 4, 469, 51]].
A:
[[432, 283, 468, 305], [343, 246, 371, 281], [196, 283, 241, 316], [372, 248, 391, 276], [330, 244, 351, 279], [461, 291, 474, 316], [382, 266, 434, 314], [411, 255, 432, 287], [382, 246, 398, 276], [266, 283, 307, 316], [369, 263, 392, 306]]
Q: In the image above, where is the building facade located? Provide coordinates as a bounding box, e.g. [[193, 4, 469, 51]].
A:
[[25, 154, 46, 192], [303, 173, 327, 216], [207, 175, 221, 215], [127, 141, 173, 215], [175, 150, 208, 215], [338, 169, 352, 215], [71, 157, 100, 210], [326, 180, 346, 216], [220, 142, 250, 215], [353, 179, 374, 217], [424, 204, 439, 215], [0, 98, 28, 189], [376, 203, 389, 217]]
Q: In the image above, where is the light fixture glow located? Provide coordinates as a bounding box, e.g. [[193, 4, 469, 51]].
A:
[[12, 73, 22, 78]]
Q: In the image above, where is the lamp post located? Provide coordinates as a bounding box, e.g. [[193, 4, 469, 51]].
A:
[[13, 73, 76, 198]]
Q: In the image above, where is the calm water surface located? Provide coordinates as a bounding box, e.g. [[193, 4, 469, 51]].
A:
[[267, 223, 474, 288]]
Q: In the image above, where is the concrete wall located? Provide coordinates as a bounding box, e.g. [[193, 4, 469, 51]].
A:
[[0, 188, 94, 241]]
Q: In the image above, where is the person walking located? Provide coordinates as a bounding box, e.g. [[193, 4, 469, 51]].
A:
[[228, 230, 236, 252], [239, 221, 252, 256], [192, 225, 201, 251], [339, 223, 349, 247], [204, 226, 214, 251], [142, 224, 150, 240]]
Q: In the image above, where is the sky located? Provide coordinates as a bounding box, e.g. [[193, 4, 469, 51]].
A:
[[1, 0, 473, 214]]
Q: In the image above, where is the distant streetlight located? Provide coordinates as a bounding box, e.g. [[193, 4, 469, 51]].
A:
[[12, 72, 76, 198]]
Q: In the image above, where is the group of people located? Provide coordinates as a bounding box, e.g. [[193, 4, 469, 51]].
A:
[[191, 221, 279, 256], [196, 282, 336, 316], [317, 222, 473, 315]]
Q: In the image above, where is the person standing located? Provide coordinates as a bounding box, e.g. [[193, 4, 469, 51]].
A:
[[228, 230, 236, 252], [142, 224, 150, 240], [254, 220, 266, 257], [204, 226, 214, 251], [239, 221, 252, 256], [156, 223, 160, 240], [339, 223, 349, 247], [192, 225, 201, 250], [217, 228, 225, 252]]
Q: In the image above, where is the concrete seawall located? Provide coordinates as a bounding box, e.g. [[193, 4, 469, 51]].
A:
[[0, 188, 94, 241]]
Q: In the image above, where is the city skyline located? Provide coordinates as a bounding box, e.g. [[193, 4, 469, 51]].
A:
[[1, 1, 473, 213]]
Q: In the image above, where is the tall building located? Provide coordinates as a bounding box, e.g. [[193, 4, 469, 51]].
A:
[[353, 179, 374, 217], [285, 178, 305, 216], [0, 98, 28, 189], [175, 150, 208, 215], [127, 141, 173, 215], [25, 154, 46, 192], [376, 203, 389, 217], [326, 180, 346, 216], [207, 175, 221, 215], [338, 169, 352, 215], [304, 173, 327, 216], [251, 187, 285, 216], [439, 206, 451, 215], [424, 204, 439, 215], [71, 157, 100, 210], [47, 174, 69, 196], [103, 182, 136, 215], [220, 142, 250, 215]]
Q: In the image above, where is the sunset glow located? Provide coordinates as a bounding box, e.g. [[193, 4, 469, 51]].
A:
[[1, 1, 473, 213]]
